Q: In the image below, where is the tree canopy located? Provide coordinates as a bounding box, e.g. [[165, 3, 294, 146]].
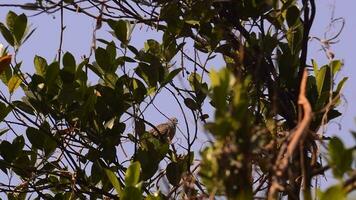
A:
[[0, 0, 354, 199]]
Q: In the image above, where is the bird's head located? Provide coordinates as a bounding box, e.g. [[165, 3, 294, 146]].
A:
[[169, 118, 178, 125]]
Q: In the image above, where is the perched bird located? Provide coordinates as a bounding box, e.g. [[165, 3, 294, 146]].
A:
[[149, 118, 178, 143]]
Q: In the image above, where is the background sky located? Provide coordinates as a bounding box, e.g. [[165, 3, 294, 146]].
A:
[[0, 0, 355, 196]]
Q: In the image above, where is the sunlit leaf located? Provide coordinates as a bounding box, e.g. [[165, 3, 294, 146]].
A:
[[8, 74, 22, 94]]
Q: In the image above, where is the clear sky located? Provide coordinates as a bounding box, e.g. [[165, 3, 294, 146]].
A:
[[0, 0, 355, 195]]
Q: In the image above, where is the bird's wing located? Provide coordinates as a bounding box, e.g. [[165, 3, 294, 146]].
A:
[[149, 123, 169, 136]]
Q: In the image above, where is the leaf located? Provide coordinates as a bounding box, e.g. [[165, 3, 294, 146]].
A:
[[13, 14, 27, 45], [62, 52, 76, 73], [95, 47, 112, 72], [188, 72, 202, 90], [184, 98, 198, 110], [26, 127, 44, 149], [286, 6, 300, 27], [7, 74, 22, 94], [45, 62, 60, 88], [0, 23, 14, 46], [0, 102, 12, 121], [125, 161, 141, 187], [0, 55, 12, 74], [13, 100, 34, 115], [319, 185, 347, 200], [0, 60, 12, 84], [0, 128, 9, 137], [328, 137, 352, 178], [163, 68, 182, 85], [316, 66, 328, 96], [6, 11, 17, 32], [330, 60, 342, 75], [185, 20, 200, 26], [166, 162, 182, 186], [107, 19, 131, 45], [0, 141, 16, 162], [335, 77, 348, 94], [104, 168, 123, 196], [34, 55, 47, 76], [122, 186, 142, 200]]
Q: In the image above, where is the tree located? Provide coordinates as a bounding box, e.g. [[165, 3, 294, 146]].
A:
[[0, 0, 354, 199]]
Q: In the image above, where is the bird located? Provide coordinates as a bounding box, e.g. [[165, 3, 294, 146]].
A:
[[148, 118, 178, 143]]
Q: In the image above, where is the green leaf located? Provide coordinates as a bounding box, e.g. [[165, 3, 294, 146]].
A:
[[6, 11, 17, 32], [166, 162, 182, 186], [189, 72, 202, 91], [0, 23, 15, 46], [0, 62, 12, 85], [145, 193, 162, 200], [45, 61, 60, 89], [163, 68, 182, 85], [0, 141, 16, 162], [330, 60, 342, 75], [319, 184, 346, 200], [26, 127, 44, 149], [185, 20, 200, 26], [0, 128, 9, 137], [184, 98, 198, 110], [107, 19, 131, 45], [316, 65, 328, 96], [62, 52, 76, 73], [13, 14, 27, 45], [7, 74, 22, 94], [0, 102, 12, 121], [335, 77, 348, 94], [104, 168, 122, 196], [34, 55, 47, 76], [328, 137, 352, 178], [95, 47, 112, 72], [12, 135, 25, 153], [125, 161, 141, 187], [13, 100, 34, 115], [122, 186, 142, 200], [286, 6, 300, 27]]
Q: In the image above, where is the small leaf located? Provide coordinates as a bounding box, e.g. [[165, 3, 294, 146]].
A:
[[125, 161, 141, 187], [0, 23, 15, 46], [166, 162, 182, 186], [335, 77, 348, 93], [286, 6, 300, 27], [0, 128, 9, 137], [330, 60, 342, 75], [185, 20, 200, 26], [316, 66, 327, 96], [13, 14, 27, 45], [6, 11, 17, 32], [104, 168, 123, 196], [0, 102, 12, 121], [13, 100, 34, 115], [122, 186, 142, 200], [163, 68, 182, 85], [0, 141, 16, 162], [34, 55, 47, 76], [184, 98, 198, 110], [26, 127, 43, 149], [62, 52, 76, 73], [107, 19, 131, 45], [95, 47, 112, 72], [319, 184, 346, 200], [8, 74, 22, 94], [328, 137, 352, 178]]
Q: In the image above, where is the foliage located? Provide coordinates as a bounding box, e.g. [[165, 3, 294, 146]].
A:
[[0, 0, 354, 199]]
